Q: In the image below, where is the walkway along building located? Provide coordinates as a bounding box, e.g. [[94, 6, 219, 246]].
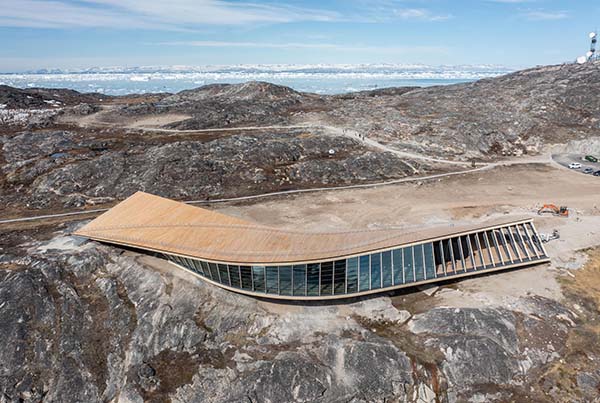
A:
[[74, 192, 550, 300]]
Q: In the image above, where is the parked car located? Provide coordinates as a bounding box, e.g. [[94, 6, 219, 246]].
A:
[[569, 162, 582, 169], [594, 170, 600, 177], [585, 155, 598, 163], [583, 167, 595, 174]]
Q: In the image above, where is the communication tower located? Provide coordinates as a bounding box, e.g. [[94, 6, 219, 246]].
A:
[[578, 31, 598, 64]]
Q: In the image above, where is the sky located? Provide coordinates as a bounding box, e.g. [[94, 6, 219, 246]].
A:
[[0, 0, 598, 72]]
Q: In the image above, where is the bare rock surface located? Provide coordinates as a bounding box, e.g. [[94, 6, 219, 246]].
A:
[[0, 85, 108, 110], [93, 62, 600, 161], [325, 62, 600, 159], [0, 129, 429, 211], [1, 227, 598, 402]]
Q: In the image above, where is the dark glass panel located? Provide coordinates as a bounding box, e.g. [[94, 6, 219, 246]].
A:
[[209, 263, 219, 281], [486, 231, 501, 266], [403, 247, 414, 283], [266, 266, 279, 294], [191, 259, 202, 274], [370, 253, 381, 289], [462, 237, 475, 271], [192, 259, 204, 275], [252, 266, 265, 293], [346, 257, 358, 293], [279, 266, 292, 296], [382, 251, 393, 287], [433, 241, 445, 276], [240, 266, 252, 290], [184, 258, 195, 273], [293, 265, 306, 296], [218, 264, 230, 286], [182, 258, 193, 272], [424, 243, 436, 279], [442, 239, 454, 274], [454, 237, 466, 272], [448, 238, 458, 273], [392, 249, 403, 284], [414, 245, 425, 281], [359, 255, 370, 291], [320, 261, 333, 296], [334, 260, 346, 295], [472, 232, 490, 269], [199, 261, 211, 279], [229, 265, 240, 288], [495, 229, 512, 263], [307, 263, 320, 296]]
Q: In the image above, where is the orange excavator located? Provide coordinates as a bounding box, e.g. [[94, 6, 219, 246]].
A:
[[537, 204, 569, 217]]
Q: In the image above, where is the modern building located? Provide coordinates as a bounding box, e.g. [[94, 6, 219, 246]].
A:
[[74, 192, 550, 300]]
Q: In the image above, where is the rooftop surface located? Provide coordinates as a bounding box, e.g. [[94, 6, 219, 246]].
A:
[[74, 191, 534, 264]]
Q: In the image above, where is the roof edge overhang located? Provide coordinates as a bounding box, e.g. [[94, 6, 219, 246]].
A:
[[74, 206, 536, 265]]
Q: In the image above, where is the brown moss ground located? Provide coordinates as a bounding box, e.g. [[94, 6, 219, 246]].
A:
[[535, 248, 600, 401]]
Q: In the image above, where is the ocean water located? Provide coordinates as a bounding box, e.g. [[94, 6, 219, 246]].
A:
[[0, 64, 514, 96]]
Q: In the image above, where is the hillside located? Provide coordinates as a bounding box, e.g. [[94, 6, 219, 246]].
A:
[[325, 62, 600, 158]]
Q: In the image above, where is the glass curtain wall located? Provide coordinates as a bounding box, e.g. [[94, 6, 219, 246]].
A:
[[161, 223, 548, 298]]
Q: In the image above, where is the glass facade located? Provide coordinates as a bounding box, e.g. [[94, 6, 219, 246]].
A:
[[334, 260, 346, 295], [292, 264, 306, 296], [382, 251, 393, 287], [160, 222, 549, 299], [307, 263, 320, 296], [347, 257, 358, 294], [370, 253, 381, 290]]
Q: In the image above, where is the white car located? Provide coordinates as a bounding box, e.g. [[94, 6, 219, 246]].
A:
[[569, 162, 582, 169]]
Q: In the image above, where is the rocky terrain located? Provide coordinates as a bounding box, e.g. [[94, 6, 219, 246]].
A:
[[326, 63, 600, 159], [0, 128, 432, 212], [2, 220, 599, 403], [2, 62, 600, 402], [1, 62, 599, 216], [91, 62, 600, 160], [0, 85, 109, 110]]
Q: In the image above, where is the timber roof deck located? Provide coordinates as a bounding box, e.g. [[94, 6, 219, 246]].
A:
[[74, 191, 535, 264]]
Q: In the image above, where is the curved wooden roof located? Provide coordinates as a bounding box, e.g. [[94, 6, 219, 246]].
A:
[[74, 191, 533, 264]]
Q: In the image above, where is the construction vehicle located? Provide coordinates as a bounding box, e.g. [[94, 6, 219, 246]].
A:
[[540, 229, 560, 243], [537, 204, 569, 217]]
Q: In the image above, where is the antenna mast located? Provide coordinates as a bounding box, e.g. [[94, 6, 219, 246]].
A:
[[588, 32, 597, 62], [576, 31, 598, 64]]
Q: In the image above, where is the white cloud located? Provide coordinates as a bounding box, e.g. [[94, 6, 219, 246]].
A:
[[393, 8, 452, 22], [521, 10, 569, 21], [0, 0, 452, 29], [0, 0, 339, 29], [0, 0, 157, 29], [346, 2, 452, 23]]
